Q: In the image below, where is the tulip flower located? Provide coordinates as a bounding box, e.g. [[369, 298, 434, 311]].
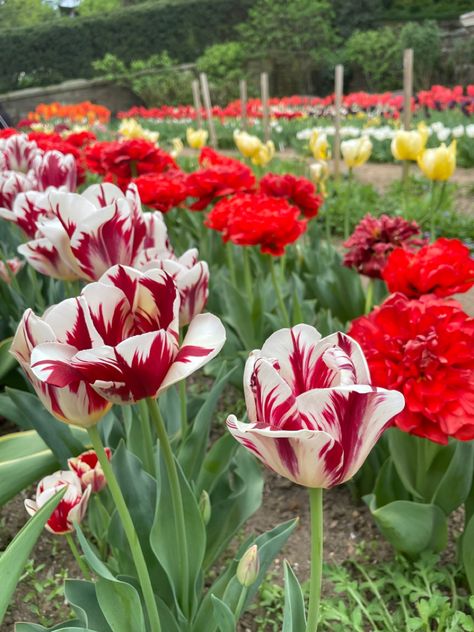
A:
[[26, 264, 226, 406], [309, 160, 329, 196], [118, 118, 159, 144], [341, 137, 372, 169], [251, 140, 275, 167], [0, 190, 49, 238], [0, 171, 36, 210], [227, 324, 404, 631], [417, 140, 456, 181], [186, 127, 208, 149], [32, 150, 77, 192], [309, 130, 329, 161], [391, 123, 429, 161], [0, 257, 24, 284], [24, 471, 91, 534], [170, 137, 184, 158], [0, 133, 41, 173], [68, 448, 111, 493], [135, 248, 209, 326], [233, 130, 262, 159], [237, 545, 260, 587]]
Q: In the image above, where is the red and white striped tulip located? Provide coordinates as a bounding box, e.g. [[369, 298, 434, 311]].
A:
[[0, 171, 37, 210], [135, 248, 209, 326], [24, 264, 225, 405], [0, 257, 24, 283], [68, 448, 111, 493], [17, 183, 164, 281], [0, 134, 41, 173], [11, 305, 112, 427], [24, 471, 91, 534], [32, 150, 77, 192], [227, 324, 404, 488], [0, 190, 50, 238]]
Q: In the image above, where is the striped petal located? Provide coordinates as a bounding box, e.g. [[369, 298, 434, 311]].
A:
[[81, 282, 133, 346], [43, 296, 103, 349], [18, 238, 79, 281], [159, 313, 226, 392], [226, 415, 337, 488]]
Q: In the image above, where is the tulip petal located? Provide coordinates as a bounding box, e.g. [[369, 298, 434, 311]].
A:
[[226, 415, 337, 488], [18, 238, 79, 281], [30, 342, 81, 387], [159, 313, 226, 392], [81, 182, 126, 208], [43, 296, 103, 349], [81, 282, 133, 346]]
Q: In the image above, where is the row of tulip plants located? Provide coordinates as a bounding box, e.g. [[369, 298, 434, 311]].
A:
[[0, 128, 473, 631]]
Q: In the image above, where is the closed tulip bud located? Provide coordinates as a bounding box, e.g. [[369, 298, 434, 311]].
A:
[[68, 448, 111, 493], [186, 128, 208, 150], [341, 137, 372, 168], [309, 130, 329, 161], [233, 130, 262, 159], [236, 545, 260, 587], [0, 257, 24, 284], [309, 161, 329, 195], [417, 140, 456, 181], [391, 122, 428, 161], [251, 141, 275, 167], [198, 490, 211, 525], [171, 137, 184, 158]]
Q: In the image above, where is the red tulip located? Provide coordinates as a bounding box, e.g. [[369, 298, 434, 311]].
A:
[[68, 448, 111, 493], [25, 471, 91, 534], [227, 324, 404, 487]]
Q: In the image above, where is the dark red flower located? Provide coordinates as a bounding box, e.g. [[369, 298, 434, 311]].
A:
[[348, 293, 474, 444], [0, 128, 18, 139], [199, 147, 242, 168], [133, 171, 189, 212], [259, 173, 322, 219], [64, 130, 97, 148], [186, 163, 255, 211], [343, 214, 426, 279], [383, 237, 474, 298], [101, 140, 177, 179], [205, 192, 306, 256], [84, 141, 109, 175]]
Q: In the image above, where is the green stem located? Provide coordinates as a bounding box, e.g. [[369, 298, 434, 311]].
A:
[[235, 585, 248, 621], [364, 278, 375, 315], [87, 426, 161, 632], [66, 532, 92, 581], [179, 379, 188, 440], [226, 242, 237, 285], [269, 255, 290, 328], [242, 247, 254, 306], [306, 487, 323, 632], [147, 397, 190, 616], [344, 170, 353, 239], [137, 400, 155, 475], [430, 180, 446, 242]]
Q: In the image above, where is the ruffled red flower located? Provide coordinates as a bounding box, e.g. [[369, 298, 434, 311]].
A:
[[343, 214, 426, 279], [84, 141, 109, 175], [0, 128, 18, 139], [348, 293, 474, 444], [64, 130, 97, 148], [27, 131, 62, 145], [205, 192, 306, 256], [132, 171, 189, 212], [199, 147, 241, 168], [101, 140, 177, 179], [383, 237, 474, 298], [259, 173, 322, 219], [186, 163, 255, 211]]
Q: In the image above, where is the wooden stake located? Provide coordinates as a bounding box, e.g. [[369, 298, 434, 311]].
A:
[[333, 64, 344, 179], [239, 79, 248, 130], [191, 79, 203, 130], [260, 72, 270, 142], [199, 72, 217, 149], [402, 48, 414, 182]]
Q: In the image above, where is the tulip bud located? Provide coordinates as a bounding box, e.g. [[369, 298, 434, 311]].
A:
[[236, 545, 260, 587], [186, 127, 208, 150], [198, 490, 211, 525]]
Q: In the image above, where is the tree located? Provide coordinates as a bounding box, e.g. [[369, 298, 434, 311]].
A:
[[0, 0, 56, 29], [197, 42, 249, 104], [399, 21, 441, 90], [344, 27, 401, 91], [238, 0, 338, 95]]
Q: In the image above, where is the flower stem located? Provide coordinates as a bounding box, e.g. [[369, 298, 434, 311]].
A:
[[147, 397, 190, 616], [226, 242, 237, 285], [66, 532, 91, 581], [364, 278, 375, 314], [87, 426, 161, 632], [242, 247, 254, 306], [137, 399, 155, 475], [179, 379, 188, 439], [235, 585, 248, 621], [306, 487, 323, 632], [269, 255, 290, 327]]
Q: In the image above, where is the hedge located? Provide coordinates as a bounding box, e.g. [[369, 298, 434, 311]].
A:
[[0, 0, 254, 92]]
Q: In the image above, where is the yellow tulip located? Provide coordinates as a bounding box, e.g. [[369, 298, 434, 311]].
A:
[[309, 130, 329, 160], [118, 119, 159, 144], [186, 127, 208, 149], [233, 130, 263, 159], [391, 122, 428, 161], [341, 137, 372, 168], [309, 160, 329, 195], [417, 140, 456, 181], [170, 137, 184, 158], [251, 140, 275, 167]]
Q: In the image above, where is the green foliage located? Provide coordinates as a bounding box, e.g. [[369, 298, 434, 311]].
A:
[[77, 0, 121, 17], [93, 52, 194, 106], [238, 0, 338, 95], [399, 21, 441, 90], [0, 0, 253, 92], [447, 35, 474, 86], [0, 0, 56, 30], [344, 27, 401, 91], [197, 42, 249, 105]]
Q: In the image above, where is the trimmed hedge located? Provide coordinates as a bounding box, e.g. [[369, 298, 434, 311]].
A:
[[0, 0, 254, 92]]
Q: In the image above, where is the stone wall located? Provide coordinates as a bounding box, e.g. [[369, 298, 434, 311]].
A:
[[0, 78, 141, 124]]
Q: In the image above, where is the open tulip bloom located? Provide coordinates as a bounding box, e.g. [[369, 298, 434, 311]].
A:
[[227, 324, 404, 630]]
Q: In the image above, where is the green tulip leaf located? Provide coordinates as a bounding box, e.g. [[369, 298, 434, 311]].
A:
[[462, 513, 474, 593], [96, 577, 146, 632], [211, 595, 236, 632], [282, 560, 307, 632]]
